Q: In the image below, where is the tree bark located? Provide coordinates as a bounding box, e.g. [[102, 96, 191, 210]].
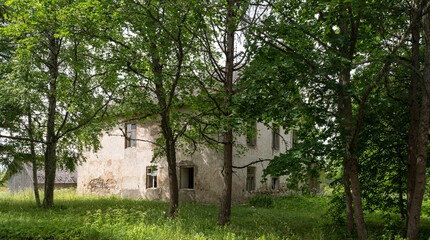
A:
[[218, 130, 233, 225], [343, 159, 355, 233], [339, 73, 367, 238], [27, 113, 40, 207], [406, 0, 421, 230], [349, 155, 367, 239], [165, 125, 179, 217], [152, 52, 179, 217], [337, 5, 367, 238], [43, 33, 59, 209], [406, 5, 430, 239], [217, 0, 235, 226]]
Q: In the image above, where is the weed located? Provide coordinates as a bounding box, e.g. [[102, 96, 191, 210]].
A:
[[248, 194, 274, 208], [0, 190, 429, 239]]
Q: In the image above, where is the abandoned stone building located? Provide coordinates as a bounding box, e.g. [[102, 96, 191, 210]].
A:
[[77, 121, 293, 203]]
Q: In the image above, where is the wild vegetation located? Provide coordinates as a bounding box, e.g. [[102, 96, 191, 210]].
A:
[[0, 189, 429, 240], [1, 0, 430, 239]]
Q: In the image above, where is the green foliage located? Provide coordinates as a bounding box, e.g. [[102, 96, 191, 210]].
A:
[[263, 131, 328, 193], [241, 0, 421, 225], [0, 170, 5, 187], [0, 0, 122, 179], [2, 190, 428, 239], [248, 194, 274, 208], [422, 201, 430, 217], [0, 191, 429, 239], [326, 189, 348, 225]]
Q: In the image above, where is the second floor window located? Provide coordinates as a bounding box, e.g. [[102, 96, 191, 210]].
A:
[[126, 123, 136, 148], [272, 127, 280, 150], [246, 121, 257, 147]]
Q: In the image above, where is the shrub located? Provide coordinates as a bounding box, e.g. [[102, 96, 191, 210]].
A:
[[422, 200, 430, 217], [248, 194, 274, 208]]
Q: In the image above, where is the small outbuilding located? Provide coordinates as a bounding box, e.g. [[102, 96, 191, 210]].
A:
[[7, 165, 77, 193]]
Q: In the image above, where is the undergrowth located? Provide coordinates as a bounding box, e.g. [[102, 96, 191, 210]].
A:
[[0, 190, 429, 239]]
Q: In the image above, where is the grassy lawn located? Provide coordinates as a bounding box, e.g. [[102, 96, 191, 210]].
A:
[[0, 189, 429, 240]]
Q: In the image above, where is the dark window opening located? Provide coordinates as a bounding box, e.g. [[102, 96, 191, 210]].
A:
[[180, 166, 194, 189], [271, 177, 279, 190]]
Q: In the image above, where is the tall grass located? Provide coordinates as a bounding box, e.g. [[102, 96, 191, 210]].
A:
[[0, 190, 429, 239]]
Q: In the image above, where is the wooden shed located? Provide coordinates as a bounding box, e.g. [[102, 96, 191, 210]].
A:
[[8, 165, 77, 193]]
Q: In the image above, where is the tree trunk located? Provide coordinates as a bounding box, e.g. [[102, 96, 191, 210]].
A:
[[43, 141, 57, 208], [349, 155, 367, 239], [43, 33, 59, 209], [166, 133, 179, 217], [152, 51, 179, 217], [343, 159, 355, 233], [398, 163, 405, 219], [406, 0, 420, 230], [31, 155, 40, 207], [339, 63, 360, 236], [406, 6, 430, 239], [337, 5, 367, 238], [218, 130, 233, 225], [339, 76, 368, 239], [218, 0, 235, 226], [28, 113, 40, 207]]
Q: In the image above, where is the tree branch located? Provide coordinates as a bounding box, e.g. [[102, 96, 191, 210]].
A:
[[233, 158, 271, 169]]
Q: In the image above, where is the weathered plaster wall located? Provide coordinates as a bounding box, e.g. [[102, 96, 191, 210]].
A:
[[77, 121, 292, 203], [232, 123, 292, 200], [78, 121, 166, 199]]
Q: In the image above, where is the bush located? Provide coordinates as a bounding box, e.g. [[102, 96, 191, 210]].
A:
[[422, 200, 430, 217], [248, 194, 274, 208]]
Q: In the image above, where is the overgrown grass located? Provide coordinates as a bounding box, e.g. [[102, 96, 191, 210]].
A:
[[0, 170, 6, 191], [0, 189, 429, 239]]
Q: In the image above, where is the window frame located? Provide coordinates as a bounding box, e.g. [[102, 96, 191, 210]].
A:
[[272, 127, 280, 150], [246, 167, 256, 192], [146, 166, 158, 189], [271, 176, 280, 191], [292, 129, 298, 146], [125, 123, 137, 148], [246, 121, 257, 147]]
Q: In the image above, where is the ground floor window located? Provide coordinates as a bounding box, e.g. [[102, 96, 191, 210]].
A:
[[271, 177, 279, 190], [246, 167, 256, 191], [146, 166, 157, 188], [180, 166, 194, 189]]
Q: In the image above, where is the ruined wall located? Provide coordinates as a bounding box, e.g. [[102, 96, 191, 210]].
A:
[[77, 121, 292, 203], [77, 121, 167, 199], [232, 123, 292, 200]]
